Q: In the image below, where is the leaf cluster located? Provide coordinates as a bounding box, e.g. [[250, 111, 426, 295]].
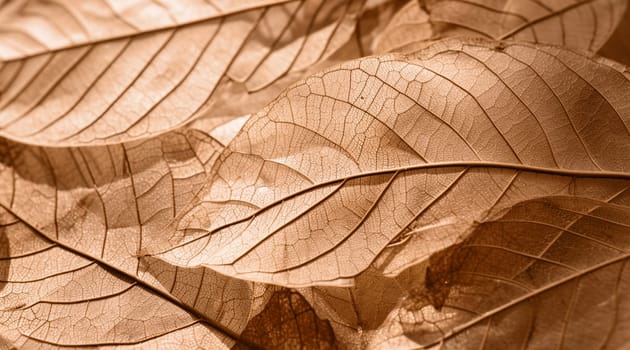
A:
[[0, 0, 629, 349]]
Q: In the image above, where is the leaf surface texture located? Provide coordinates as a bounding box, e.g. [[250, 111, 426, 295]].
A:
[[0, 1, 629, 348], [0, 0, 363, 146], [374, 0, 627, 53], [151, 39, 630, 288]]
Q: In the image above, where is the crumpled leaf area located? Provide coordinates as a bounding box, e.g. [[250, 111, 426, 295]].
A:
[[0, 0, 629, 349]]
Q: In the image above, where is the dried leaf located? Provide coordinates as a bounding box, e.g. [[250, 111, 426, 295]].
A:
[[0, 0, 363, 146], [236, 289, 337, 350], [0, 128, 221, 268], [370, 195, 630, 349], [600, 4, 630, 65], [1, 1, 629, 347], [0, 128, 273, 346], [354, 0, 411, 56], [299, 267, 404, 347], [0, 206, 256, 348], [374, 0, 627, 53], [151, 39, 630, 288], [193, 0, 412, 129]]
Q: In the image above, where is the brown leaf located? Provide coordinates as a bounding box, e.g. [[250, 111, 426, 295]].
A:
[[370, 195, 630, 349], [600, 4, 630, 65], [0, 0, 363, 146], [150, 39, 630, 288], [373, 0, 627, 53], [354, 0, 412, 56], [299, 267, 405, 347], [236, 289, 337, 350], [1, 2, 629, 347]]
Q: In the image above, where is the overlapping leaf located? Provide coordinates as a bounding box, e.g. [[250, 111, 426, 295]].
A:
[[0, 128, 221, 269], [235, 289, 337, 349], [600, 3, 630, 65], [0, 126, 277, 347], [0, 206, 259, 349], [0, 0, 363, 146], [373, 0, 627, 53], [370, 195, 630, 349], [298, 267, 405, 347], [149, 39, 630, 288], [1, 1, 629, 348]]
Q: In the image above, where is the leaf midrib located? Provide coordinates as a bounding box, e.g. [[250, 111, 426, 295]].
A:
[[159, 160, 630, 253]]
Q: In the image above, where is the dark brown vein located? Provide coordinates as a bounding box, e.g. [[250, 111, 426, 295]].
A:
[[0, 0, 297, 63], [498, 0, 598, 40], [154, 161, 630, 254]]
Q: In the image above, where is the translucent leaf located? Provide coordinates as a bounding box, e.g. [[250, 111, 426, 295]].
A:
[[0, 0, 363, 146], [370, 195, 630, 349], [152, 39, 630, 287], [373, 0, 627, 53]]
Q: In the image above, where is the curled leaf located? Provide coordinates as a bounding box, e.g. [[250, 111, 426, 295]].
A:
[[371, 195, 630, 349], [600, 4, 630, 65], [236, 289, 337, 349], [0, 206, 255, 348], [0, 0, 363, 146], [152, 39, 630, 287], [374, 0, 627, 53], [0, 128, 271, 346]]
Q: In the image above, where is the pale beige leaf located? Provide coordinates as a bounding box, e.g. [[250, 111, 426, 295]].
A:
[[0, 0, 363, 146], [374, 0, 627, 53], [0, 128, 221, 272], [369, 195, 630, 349], [0, 127, 275, 346], [0, 0, 291, 60], [150, 39, 630, 288], [0, 206, 255, 349]]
